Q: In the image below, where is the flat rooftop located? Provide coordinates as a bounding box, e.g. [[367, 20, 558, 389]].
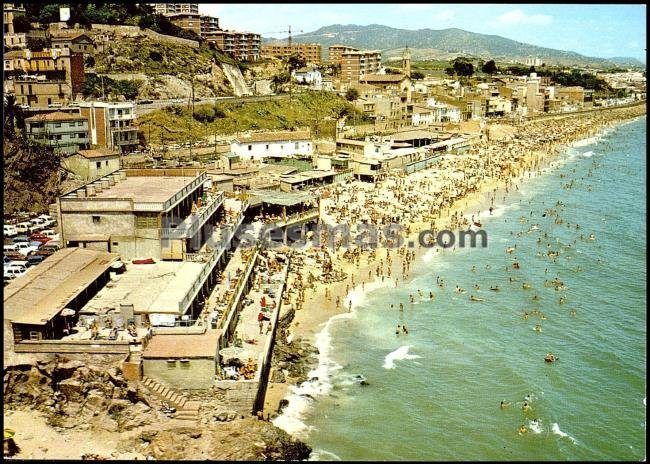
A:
[[142, 332, 219, 359], [93, 176, 196, 203], [81, 260, 205, 316], [4, 248, 119, 326]]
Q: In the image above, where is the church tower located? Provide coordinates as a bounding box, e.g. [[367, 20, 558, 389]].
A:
[[402, 46, 411, 78]]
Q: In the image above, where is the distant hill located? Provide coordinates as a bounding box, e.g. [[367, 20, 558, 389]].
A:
[[265, 24, 645, 69]]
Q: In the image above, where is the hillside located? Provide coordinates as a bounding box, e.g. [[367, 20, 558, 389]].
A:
[[138, 91, 366, 145], [269, 24, 645, 68]]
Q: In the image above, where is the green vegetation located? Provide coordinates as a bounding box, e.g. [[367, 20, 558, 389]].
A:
[[446, 57, 474, 77], [93, 36, 234, 75], [481, 59, 497, 75], [82, 73, 142, 100], [139, 91, 365, 143], [410, 70, 425, 80], [345, 88, 359, 101], [23, 3, 198, 41]]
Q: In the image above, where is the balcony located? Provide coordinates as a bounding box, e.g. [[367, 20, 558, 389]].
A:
[[161, 191, 225, 240]]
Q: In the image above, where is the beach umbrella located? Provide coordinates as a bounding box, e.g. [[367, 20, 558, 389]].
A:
[[61, 308, 75, 317]]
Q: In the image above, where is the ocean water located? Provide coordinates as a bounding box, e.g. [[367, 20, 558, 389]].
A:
[[274, 116, 647, 461]]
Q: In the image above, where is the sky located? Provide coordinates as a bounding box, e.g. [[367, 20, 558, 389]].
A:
[[199, 3, 647, 62]]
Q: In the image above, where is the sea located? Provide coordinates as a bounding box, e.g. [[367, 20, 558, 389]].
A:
[[273, 116, 647, 461]]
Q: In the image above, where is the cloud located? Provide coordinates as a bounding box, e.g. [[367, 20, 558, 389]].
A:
[[495, 9, 552, 26]]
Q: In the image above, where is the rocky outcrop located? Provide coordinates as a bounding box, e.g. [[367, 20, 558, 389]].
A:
[[3, 355, 155, 432], [272, 328, 319, 385], [127, 419, 311, 460]]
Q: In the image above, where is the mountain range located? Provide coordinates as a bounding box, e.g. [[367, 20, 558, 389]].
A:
[[264, 24, 645, 68]]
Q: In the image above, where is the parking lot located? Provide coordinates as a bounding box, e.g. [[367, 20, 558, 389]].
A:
[[4, 212, 60, 285]]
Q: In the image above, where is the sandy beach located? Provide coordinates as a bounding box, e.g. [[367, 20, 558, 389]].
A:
[[264, 103, 647, 417]]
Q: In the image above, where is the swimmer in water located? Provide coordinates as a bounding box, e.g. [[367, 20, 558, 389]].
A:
[[532, 295, 540, 301], [402, 325, 409, 334], [396, 325, 401, 335], [559, 297, 566, 305], [429, 291, 435, 300], [500, 400, 510, 410], [399, 303, 404, 312], [534, 324, 542, 333], [519, 425, 528, 434], [522, 402, 531, 413], [570, 309, 577, 317]]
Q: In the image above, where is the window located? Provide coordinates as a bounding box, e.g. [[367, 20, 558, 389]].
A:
[[92, 215, 101, 223], [54, 123, 61, 128], [112, 242, 118, 246], [265, 144, 269, 150], [47, 98, 52, 105], [105, 160, 109, 166], [78, 132, 86, 138], [248, 145, 252, 151], [295, 142, 299, 149]]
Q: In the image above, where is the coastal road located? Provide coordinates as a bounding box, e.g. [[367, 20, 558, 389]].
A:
[[135, 94, 291, 116]]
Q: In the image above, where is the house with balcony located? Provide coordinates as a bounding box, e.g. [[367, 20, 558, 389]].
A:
[[24, 111, 90, 154], [79, 101, 139, 153]]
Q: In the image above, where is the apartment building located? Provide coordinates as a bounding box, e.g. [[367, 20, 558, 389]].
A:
[[340, 50, 382, 84], [3, 3, 26, 49], [205, 30, 261, 61], [149, 3, 199, 15], [200, 15, 220, 36], [261, 43, 322, 64], [50, 31, 96, 56], [24, 111, 90, 154], [58, 169, 225, 261], [5, 47, 85, 108], [167, 12, 201, 36], [79, 101, 139, 153], [555, 86, 585, 107], [328, 44, 359, 64]]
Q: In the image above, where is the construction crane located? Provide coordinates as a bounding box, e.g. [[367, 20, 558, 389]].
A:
[[262, 26, 303, 47]]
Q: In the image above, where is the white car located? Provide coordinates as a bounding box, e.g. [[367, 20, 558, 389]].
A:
[[4, 266, 26, 280], [37, 214, 55, 227], [41, 229, 60, 240], [30, 218, 48, 231], [4, 224, 18, 237], [14, 242, 37, 256], [4, 244, 18, 252], [15, 222, 31, 234]]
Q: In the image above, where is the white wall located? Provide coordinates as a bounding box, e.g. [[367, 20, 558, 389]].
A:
[[230, 139, 314, 161]]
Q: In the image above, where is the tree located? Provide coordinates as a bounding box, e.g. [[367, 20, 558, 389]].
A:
[[287, 54, 306, 72], [481, 60, 497, 75], [26, 36, 48, 51], [410, 70, 425, 80], [444, 67, 455, 77], [451, 57, 474, 77], [345, 88, 359, 101], [12, 15, 32, 33]]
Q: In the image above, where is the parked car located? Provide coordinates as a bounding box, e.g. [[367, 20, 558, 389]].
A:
[[37, 214, 55, 227], [41, 229, 59, 240], [14, 242, 37, 256], [4, 251, 24, 261], [12, 235, 29, 243], [34, 248, 55, 258], [26, 255, 45, 266], [15, 222, 31, 234], [30, 232, 51, 244], [4, 224, 18, 237], [4, 244, 18, 252], [29, 217, 48, 231], [4, 267, 26, 280]]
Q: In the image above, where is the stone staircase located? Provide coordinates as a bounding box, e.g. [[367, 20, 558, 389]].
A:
[[142, 376, 201, 423]]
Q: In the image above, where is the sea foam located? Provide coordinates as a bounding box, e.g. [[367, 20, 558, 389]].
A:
[[273, 277, 390, 437], [551, 423, 578, 444], [382, 345, 421, 369]]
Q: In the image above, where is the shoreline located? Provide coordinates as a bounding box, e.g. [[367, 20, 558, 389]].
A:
[[266, 104, 647, 441]]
